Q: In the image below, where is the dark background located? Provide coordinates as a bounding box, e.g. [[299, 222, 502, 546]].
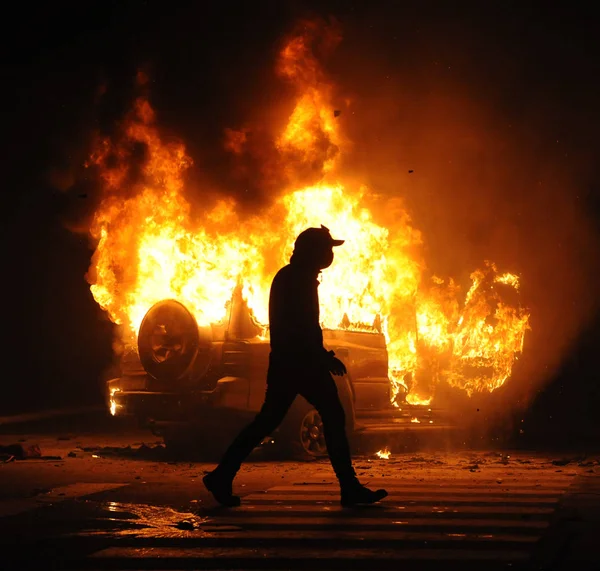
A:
[[1, 1, 599, 446]]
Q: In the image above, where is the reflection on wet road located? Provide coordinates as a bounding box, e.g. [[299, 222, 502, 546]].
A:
[[70, 501, 210, 537]]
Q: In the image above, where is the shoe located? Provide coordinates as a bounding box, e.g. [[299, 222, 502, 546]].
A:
[[203, 471, 241, 507], [341, 483, 388, 507]]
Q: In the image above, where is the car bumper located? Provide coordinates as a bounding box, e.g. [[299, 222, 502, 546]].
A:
[[107, 376, 251, 423]]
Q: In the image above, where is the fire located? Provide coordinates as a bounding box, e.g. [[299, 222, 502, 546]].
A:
[[376, 448, 391, 460], [275, 19, 343, 177], [85, 23, 530, 405], [109, 388, 120, 417]]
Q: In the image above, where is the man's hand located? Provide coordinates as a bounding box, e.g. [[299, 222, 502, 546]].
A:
[[329, 356, 347, 376]]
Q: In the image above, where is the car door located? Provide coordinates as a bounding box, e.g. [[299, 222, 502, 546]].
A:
[[325, 331, 391, 412]]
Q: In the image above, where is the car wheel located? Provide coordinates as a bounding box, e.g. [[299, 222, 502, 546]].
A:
[[275, 375, 355, 461], [299, 407, 328, 457], [277, 399, 328, 460], [138, 300, 212, 388]]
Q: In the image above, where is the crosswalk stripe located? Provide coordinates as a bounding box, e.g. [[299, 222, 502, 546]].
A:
[[279, 480, 575, 489], [200, 515, 549, 530], [239, 494, 561, 505], [221, 504, 555, 516], [268, 483, 569, 491], [94, 529, 541, 543], [90, 545, 532, 561], [258, 488, 565, 497]]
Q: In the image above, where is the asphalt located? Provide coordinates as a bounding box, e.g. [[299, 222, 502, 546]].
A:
[[0, 414, 599, 570]]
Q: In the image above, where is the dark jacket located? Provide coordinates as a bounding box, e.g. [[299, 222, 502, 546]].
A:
[[268, 263, 331, 364]]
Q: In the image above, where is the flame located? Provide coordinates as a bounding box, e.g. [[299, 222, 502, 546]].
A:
[[86, 24, 530, 405], [109, 388, 120, 417], [376, 448, 391, 459], [410, 417, 421, 424], [275, 19, 343, 178]]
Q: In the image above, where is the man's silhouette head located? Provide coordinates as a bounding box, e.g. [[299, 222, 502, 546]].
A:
[[291, 225, 344, 271]]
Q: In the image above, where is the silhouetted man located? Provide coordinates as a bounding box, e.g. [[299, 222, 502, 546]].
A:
[[203, 225, 388, 507]]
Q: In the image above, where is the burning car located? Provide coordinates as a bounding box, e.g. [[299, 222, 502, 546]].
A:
[[108, 289, 450, 458], [93, 24, 530, 458]]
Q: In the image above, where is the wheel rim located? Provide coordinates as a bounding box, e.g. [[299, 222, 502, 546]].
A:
[[300, 409, 327, 456], [149, 323, 185, 363]]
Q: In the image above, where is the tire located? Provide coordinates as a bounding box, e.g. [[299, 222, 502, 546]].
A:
[[276, 376, 355, 461], [278, 397, 328, 460], [137, 300, 212, 387]]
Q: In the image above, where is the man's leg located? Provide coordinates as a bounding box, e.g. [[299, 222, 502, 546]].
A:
[[301, 374, 388, 506], [204, 381, 296, 506], [217, 382, 296, 475], [300, 374, 356, 484]]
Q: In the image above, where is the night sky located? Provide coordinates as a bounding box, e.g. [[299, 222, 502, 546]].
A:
[[2, 1, 599, 443]]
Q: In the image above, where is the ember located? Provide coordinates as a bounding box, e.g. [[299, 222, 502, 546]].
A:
[[86, 23, 530, 406]]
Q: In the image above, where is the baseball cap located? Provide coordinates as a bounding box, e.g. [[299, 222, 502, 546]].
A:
[[294, 225, 345, 250]]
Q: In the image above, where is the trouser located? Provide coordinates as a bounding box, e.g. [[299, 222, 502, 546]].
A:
[[214, 359, 357, 485]]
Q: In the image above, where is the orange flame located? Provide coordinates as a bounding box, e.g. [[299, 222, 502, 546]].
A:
[[86, 24, 530, 405], [376, 448, 391, 459], [275, 21, 344, 180]]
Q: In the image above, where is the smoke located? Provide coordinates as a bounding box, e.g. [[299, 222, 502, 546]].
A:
[[54, 68, 155, 236], [324, 10, 600, 413]]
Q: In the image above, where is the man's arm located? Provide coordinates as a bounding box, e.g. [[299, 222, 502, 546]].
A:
[[282, 278, 347, 375]]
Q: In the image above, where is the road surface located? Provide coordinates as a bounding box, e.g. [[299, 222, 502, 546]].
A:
[[0, 422, 599, 569]]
